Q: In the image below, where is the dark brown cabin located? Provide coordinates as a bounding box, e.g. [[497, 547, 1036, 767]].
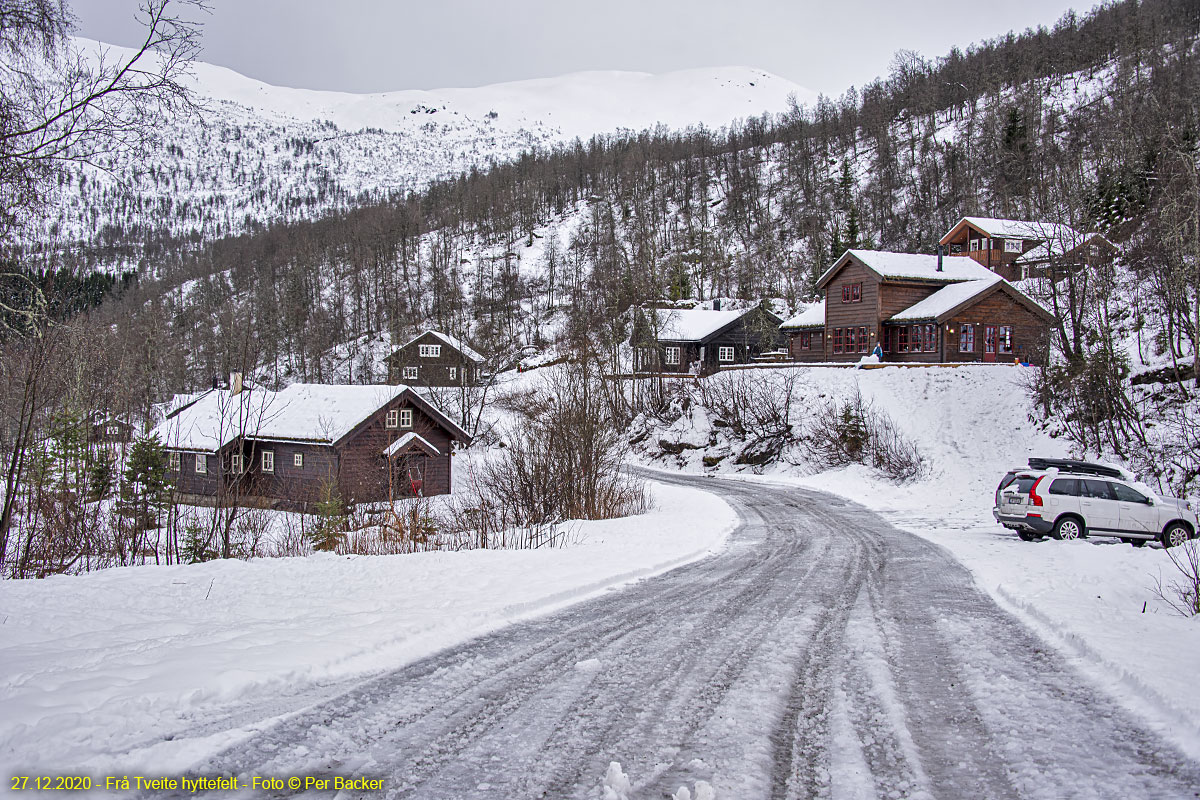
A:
[[156, 383, 471, 511], [386, 331, 485, 387], [632, 303, 785, 375]]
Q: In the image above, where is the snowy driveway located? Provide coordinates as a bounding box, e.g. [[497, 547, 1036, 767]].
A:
[[189, 472, 1200, 799]]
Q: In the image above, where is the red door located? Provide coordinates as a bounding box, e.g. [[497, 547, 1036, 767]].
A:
[[984, 326, 997, 362]]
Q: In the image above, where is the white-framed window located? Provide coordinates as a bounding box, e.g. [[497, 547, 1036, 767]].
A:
[[168, 451, 181, 471], [261, 450, 274, 473], [106, 425, 120, 436], [230, 453, 244, 474], [1004, 238, 1023, 254], [294, 453, 304, 468], [195, 454, 207, 474], [449, 366, 458, 380], [386, 409, 399, 428], [718, 346, 735, 362], [1020, 265, 1030, 280], [400, 409, 413, 428], [418, 344, 441, 358], [664, 346, 681, 365], [402, 366, 418, 380], [969, 238, 980, 252]]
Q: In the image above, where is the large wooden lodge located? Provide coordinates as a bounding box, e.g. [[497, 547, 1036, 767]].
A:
[[783, 248, 1055, 364]]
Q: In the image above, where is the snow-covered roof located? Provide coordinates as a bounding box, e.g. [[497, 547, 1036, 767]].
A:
[[653, 307, 751, 342], [398, 330, 484, 363], [888, 277, 1001, 322], [1014, 232, 1114, 264], [382, 431, 441, 457], [155, 383, 410, 453], [957, 217, 1081, 241], [819, 250, 995, 288], [780, 304, 825, 329]]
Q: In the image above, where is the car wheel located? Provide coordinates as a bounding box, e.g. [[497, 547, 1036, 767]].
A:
[[1161, 523, 1191, 549], [1052, 516, 1085, 541], [1017, 530, 1039, 542]]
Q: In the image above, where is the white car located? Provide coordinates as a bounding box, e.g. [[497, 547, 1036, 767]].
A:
[[993, 458, 1197, 547]]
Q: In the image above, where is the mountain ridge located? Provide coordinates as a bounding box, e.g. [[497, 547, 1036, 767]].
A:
[[26, 40, 815, 258]]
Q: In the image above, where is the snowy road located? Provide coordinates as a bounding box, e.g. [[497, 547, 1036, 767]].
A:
[[189, 473, 1200, 799]]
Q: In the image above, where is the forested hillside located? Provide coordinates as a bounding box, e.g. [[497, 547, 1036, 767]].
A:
[[6, 0, 1200, 487]]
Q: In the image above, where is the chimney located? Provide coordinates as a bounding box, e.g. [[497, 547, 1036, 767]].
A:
[[229, 372, 243, 395], [713, 298, 722, 311], [936, 244, 945, 272]]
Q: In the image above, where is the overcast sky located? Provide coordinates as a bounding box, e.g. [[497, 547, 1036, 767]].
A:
[[76, 0, 1088, 97]]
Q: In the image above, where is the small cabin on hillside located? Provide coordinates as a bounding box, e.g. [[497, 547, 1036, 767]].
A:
[[386, 330, 485, 387], [939, 216, 1115, 281], [790, 249, 1053, 364], [90, 413, 133, 452], [632, 303, 784, 375], [154, 383, 471, 511]]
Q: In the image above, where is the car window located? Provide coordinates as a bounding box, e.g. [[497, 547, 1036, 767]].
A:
[[997, 472, 1018, 491], [1111, 483, 1149, 504], [1081, 479, 1114, 500], [1007, 476, 1038, 493], [1048, 478, 1079, 496]]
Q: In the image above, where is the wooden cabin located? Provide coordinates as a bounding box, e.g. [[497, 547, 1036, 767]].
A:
[[779, 304, 826, 363], [90, 413, 133, 453], [632, 303, 784, 375], [794, 249, 1053, 364], [155, 383, 471, 511], [939, 216, 1114, 281], [386, 330, 485, 387]]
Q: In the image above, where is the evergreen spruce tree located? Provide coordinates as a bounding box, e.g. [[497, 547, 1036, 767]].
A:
[[307, 480, 347, 552], [87, 457, 114, 502], [115, 435, 172, 559]]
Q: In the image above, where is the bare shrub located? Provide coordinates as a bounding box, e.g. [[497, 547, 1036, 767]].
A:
[[268, 515, 311, 558], [692, 370, 798, 442], [802, 389, 928, 482], [481, 363, 649, 528], [1153, 538, 1200, 617]]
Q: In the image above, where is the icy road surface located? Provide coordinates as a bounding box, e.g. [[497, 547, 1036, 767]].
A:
[[189, 473, 1200, 799]]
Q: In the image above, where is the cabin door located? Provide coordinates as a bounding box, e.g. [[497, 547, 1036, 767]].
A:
[[983, 326, 997, 362]]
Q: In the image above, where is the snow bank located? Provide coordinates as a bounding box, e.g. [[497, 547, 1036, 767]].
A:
[[0, 482, 735, 775]]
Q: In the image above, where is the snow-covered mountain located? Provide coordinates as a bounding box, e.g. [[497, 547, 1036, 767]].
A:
[[32, 39, 814, 254]]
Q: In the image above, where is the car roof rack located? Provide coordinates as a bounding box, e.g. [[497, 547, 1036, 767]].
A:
[[1027, 457, 1125, 479]]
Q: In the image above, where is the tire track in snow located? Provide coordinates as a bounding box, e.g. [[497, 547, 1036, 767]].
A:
[[175, 473, 1200, 800]]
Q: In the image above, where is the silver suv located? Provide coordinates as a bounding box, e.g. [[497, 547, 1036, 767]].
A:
[[994, 458, 1197, 547]]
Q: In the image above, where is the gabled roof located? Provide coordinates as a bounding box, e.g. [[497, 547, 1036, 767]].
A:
[[649, 306, 776, 343], [887, 276, 1054, 323], [154, 383, 471, 453], [939, 216, 1094, 245], [779, 303, 825, 329], [816, 249, 994, 290], [395, 330, 484, 363], [382, 431, 441, 458]]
